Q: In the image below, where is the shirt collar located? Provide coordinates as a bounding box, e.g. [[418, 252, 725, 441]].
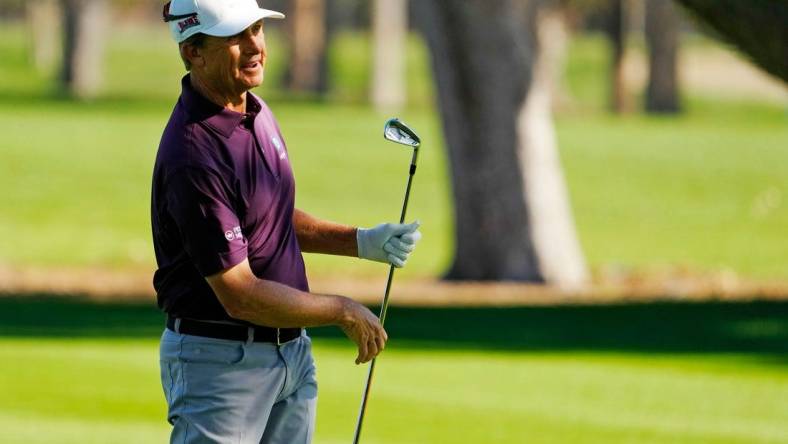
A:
[[179, 74, 262, 139]]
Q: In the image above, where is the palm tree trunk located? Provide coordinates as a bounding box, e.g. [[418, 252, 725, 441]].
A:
[[27, 0, 61, 73], [645, 0, 681, 113], [61, 0, 107, 99], [370, 0, 407, 111], [284, 0, 329, 94]]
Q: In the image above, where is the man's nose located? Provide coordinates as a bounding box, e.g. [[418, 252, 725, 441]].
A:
[[242, 32, 265, 54]]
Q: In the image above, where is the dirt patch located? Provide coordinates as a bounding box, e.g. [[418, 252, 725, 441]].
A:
[[1, 264, 786, 306], [0, 264, 156, 302], [621, 42, 787, 103]]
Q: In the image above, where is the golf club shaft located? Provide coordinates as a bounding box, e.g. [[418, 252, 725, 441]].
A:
[[352, 150, 418, 444]]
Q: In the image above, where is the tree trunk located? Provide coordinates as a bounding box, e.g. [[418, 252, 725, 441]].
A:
[[27, 0, 61, 73], [605, 0, 630, 113], [370, 0, 407, 111], [674, 0, 787, 83], [543, 1, 571, 111], [415, 0, 587, 287], [645, 0, 681, 113], [61, 0, 107, 99], [284, 0, 329, 94], [521, 5, 588, 288]]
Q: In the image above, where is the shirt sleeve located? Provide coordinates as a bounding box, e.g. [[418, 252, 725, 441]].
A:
[[165, 166, 248, 276]]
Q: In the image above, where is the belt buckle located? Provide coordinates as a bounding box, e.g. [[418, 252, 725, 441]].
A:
[[276, 328, 282, 346]]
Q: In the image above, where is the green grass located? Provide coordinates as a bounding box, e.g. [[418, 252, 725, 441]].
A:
[[559, 107, 788, 278], [1, 23, 787, 280], [1, 296, 787, 443]]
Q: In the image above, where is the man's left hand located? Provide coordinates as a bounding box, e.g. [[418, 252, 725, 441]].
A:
[[357, 221, 422, 268]]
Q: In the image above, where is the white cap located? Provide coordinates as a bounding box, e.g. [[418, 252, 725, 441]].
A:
[[164, 0, 285, 43]]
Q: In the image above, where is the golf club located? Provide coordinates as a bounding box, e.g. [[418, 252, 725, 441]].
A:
[[352, 118, 421, 444]]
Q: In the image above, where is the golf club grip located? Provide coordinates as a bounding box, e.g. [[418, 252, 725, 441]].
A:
[[381, 165, 415, 325], [397, 152, 418, 224], [380, 167, 415, 324]]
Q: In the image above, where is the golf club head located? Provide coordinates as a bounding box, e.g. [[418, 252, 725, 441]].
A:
[[384, 118, 421, 148]]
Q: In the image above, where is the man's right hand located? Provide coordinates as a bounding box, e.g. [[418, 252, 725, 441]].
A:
[[206, 259, 387, 364], [338, 298, 388, 364]]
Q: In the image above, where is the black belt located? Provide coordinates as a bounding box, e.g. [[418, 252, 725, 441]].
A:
[[166, 316, 301, 345]]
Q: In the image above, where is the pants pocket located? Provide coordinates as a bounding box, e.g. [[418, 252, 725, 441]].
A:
[[180, 339, 247, 366], [159, 360, 173, 405]]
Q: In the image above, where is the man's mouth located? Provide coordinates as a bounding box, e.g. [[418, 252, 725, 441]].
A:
[[241, 61, 261, 70]]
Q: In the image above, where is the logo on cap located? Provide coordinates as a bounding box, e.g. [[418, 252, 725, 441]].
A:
[[178, 16, 201, 33], [162, 2, 201, 33]]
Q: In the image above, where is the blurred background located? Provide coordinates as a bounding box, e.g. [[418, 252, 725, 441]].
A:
[[0, 1, 786, 443]]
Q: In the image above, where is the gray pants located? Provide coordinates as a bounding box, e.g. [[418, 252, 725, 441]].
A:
[[159, 328, 317, 444]]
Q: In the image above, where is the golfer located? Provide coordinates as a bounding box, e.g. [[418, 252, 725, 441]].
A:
[[151, 1, 421, 443]]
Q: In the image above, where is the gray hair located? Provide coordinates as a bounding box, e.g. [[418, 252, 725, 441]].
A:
[[179, 33, 206, 71]]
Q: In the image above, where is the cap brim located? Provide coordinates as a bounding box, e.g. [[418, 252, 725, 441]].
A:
[[202, 8, 285, 38]]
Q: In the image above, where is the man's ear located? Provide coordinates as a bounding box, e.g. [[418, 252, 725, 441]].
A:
[[181, 42, 205, 69]]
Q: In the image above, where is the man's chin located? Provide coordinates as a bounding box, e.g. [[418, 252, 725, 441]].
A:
[[242, 76, 264, 91]]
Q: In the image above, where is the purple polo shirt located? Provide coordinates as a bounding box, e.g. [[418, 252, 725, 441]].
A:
[[151, 75, 309, 323]]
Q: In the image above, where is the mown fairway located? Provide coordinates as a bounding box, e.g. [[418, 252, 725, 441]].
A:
[[1, 296, 787, 444]]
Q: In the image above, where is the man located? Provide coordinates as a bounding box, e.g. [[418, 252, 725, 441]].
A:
[[151, 1, 422, 443]]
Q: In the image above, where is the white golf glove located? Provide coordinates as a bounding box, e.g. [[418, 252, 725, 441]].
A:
[[357, 221, 422, 268]]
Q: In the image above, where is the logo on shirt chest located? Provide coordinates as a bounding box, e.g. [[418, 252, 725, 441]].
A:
[[271, 136, 287, 160]]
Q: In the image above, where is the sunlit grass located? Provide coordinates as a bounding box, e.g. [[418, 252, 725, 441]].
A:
[[0, 295, 786, 444], [1, 337, 787, 444]]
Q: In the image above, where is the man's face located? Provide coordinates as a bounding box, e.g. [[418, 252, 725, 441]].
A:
[[196, 20, 267, 96]]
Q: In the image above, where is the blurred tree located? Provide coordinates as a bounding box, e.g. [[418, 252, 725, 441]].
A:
[[27, 0, 60, 73], [61, 0, 107, 99], [0, 0, 25, 18], [414, 0, 587, 287], [674, 0, 787, 83], [371, 0, 407, 111], [540, 1, 572, 110], [604, 0, 630, 113], [645, 0, 680, 113], [284, 0, 330, 94]]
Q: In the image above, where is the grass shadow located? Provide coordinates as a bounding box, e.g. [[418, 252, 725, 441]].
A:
[[1, 294, 786, 361], [0, 294, 165, 338], [343, 302, 788, 358]]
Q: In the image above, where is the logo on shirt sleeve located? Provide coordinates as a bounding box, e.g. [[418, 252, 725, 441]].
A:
[[224, 226, 244, 242]]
